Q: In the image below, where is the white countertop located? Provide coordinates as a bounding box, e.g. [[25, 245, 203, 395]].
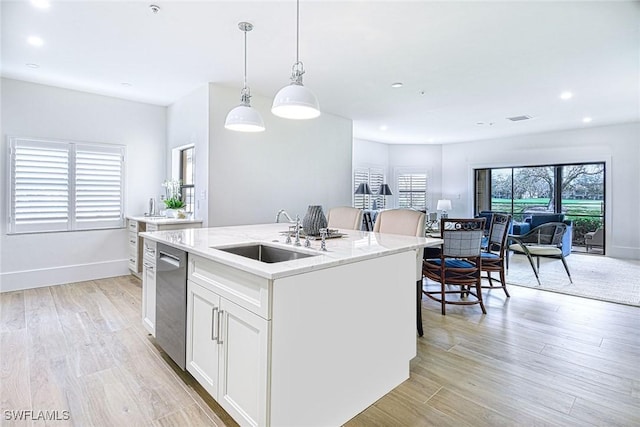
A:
[[140, 223, 443, 280], [127, 215, 203, 225]]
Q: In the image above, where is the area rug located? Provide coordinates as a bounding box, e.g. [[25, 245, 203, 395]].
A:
[[505, 253, 640, 306]]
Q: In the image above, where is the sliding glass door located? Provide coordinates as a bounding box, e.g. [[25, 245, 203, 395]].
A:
[[475, 162, 605, 253]]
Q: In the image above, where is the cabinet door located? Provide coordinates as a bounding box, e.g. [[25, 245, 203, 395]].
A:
[[186, 280, 221, 398], [141, 260, 156, 336], [218, 298, 269, 427]]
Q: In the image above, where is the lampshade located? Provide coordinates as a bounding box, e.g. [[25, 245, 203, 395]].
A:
[[354, 183, 372, 195], [271, 0, 320, 120], [437, 199, 452, 211], [271, 83, 320, 119], [225, 105, 265, 132], [378, 184, 393, 196], [225, 22, 265, 133]]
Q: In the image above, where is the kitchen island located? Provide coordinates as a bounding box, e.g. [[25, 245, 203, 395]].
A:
[[141, 223, 441, 427]]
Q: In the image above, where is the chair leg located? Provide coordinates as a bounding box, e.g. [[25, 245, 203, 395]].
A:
[[476, 277, 487, 314], [524, 252, 542, 285], [417, 280, 424, 337], [499, 268, 510, 297], [441, 280, 446, 315], [560, 256, 573, 284]]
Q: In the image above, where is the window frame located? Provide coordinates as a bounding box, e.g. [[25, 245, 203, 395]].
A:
[[394, 168, 429, 211], [7, 136, 126, 234]]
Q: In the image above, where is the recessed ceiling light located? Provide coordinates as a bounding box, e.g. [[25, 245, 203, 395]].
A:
[[391, 82, 403, 88], [27, 36, 44, 47], [379, 125, 388, 131], [582, 117, 593, 123], [31, 0, 50, 8], [560, 91, 573, 100], [26, 63, 40, 68]]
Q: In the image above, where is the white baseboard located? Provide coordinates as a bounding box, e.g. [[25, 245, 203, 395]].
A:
[[0, 259, 131, 292], [608, 246, 640, 260]]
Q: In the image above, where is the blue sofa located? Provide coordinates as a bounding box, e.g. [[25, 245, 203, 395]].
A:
[[512, 213, 572, 256]]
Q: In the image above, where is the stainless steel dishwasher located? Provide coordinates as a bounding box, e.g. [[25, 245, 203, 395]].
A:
[[155, 243, 187, 370]]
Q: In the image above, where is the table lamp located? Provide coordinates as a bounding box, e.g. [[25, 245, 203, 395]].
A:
[[437, 199, 452, 219], [354, 183, 372, 209], [378, 184, 393, 209]]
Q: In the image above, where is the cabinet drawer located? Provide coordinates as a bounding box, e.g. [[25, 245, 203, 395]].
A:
[[128, 231, 138, 247], [147, 223, 159, 232], [189, 255, 271, 319], [143, 240, 157, 262], [128, 220, 138, 232]]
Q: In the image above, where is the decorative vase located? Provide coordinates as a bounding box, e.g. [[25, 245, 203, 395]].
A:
[[302, 205, 327, 236], [165, 208, 178, 218]]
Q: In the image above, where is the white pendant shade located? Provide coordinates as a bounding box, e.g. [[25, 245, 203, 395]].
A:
[[272, 83, 320, 119], [225, 105, 265, 132]]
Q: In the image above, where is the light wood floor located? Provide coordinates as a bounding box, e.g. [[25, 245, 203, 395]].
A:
[[2, 276, 639, 426]]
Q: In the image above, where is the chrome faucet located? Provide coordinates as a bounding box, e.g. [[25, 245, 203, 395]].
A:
[[294, 215, 302, 246], [276, 209, 295, 223]]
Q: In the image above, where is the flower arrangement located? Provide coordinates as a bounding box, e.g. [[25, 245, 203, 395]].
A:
[[162, 179, 185, 209]]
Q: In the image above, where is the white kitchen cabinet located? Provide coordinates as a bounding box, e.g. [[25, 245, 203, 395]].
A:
[[187, 258, 269, 427], [186, 279, 220, 397], [141, 239, 157, 335], [127, 216, 202, 277], [217, 297, 269, 427]]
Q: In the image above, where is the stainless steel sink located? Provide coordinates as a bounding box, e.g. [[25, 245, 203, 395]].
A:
[[216, 244, 318, 263]]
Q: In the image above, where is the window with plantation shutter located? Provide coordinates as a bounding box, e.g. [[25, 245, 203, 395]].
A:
[[353, 167, 384, 209], [397, 172, 427, 210], [75, 144, 125, 230], [8, 137, 125, 234]]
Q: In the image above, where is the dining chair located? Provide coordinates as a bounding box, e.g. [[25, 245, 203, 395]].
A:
[[423, 218, 486, 315], [326, 206, 363, 230], [373, 209, 427, 336], [508, 222, 572, 285], [480, 213, 512, 297]]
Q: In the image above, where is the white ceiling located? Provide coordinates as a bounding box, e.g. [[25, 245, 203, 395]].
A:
[[2, 0, 639, 144]]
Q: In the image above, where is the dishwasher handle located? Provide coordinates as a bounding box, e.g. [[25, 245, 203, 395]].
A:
[[158, 251, 181, 268]]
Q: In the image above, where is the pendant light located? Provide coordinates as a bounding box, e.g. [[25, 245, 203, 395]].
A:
[[225, 22, 265, 132], [271, 0, 320, 120]]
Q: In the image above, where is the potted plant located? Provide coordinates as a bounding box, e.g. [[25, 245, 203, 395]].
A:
[[162, 179, 185, 218]]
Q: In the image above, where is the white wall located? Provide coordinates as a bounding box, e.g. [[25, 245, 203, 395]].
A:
[[167, 84, 209, 226], [442, 122, 640, 259], [0, 78, 166, 291], [207, 85, 353, 226]]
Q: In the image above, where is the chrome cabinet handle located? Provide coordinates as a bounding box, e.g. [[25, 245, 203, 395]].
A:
[[211, 307, 219, 342], [217, 310, 224, 345]]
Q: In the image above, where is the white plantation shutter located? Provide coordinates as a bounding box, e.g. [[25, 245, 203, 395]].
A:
[[75, 144, 124, 230], [8, 137, 125, 234], [353, 167, 384, 209], [10, 139, 70, 233], [397, 173, 427, 210]]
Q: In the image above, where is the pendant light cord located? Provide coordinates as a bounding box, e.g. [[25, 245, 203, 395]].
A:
[[243, 29, 248, 90], [296, 0, 300, 64]]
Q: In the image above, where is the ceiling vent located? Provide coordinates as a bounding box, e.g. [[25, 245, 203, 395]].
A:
[[506, 115, 533, 122]]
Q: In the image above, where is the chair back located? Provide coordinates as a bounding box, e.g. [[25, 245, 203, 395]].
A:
[[327, 206, 363, 230], [487, 213, 511, 254], [441, 218, 485, 258], [374, 209, 426, 281], [520, 222, 567, 247], [373, 209, 426, 237]]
